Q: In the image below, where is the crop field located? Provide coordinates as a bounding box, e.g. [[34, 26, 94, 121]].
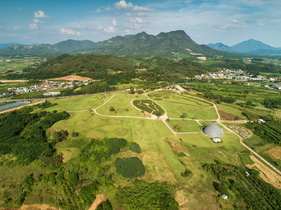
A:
[[0, 57, 45, 73]]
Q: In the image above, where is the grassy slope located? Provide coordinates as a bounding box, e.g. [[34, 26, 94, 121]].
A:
[[43, 91, 250, 209], [0, 91, 253, 209]]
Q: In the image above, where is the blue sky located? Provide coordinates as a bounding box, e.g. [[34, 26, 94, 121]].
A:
[[1, 0, 281, 47]]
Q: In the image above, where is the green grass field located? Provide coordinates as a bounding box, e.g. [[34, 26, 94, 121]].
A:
[[167, 120, 201, 132], [96, 94, 149, 116], [30, 91, 254, 209]]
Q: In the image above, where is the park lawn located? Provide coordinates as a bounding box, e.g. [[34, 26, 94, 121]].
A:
[[96, 94, 149, 117], [50, 108, 187, 184], [45, 94, 112, 112], [159, 101, 218, 119], [148, 91, 212, 107], [46, 93, 251, 209], [167, 120, 201, 132], [180, 131, 243, 165]]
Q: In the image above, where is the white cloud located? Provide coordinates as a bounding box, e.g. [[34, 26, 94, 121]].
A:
[[97, 26, 104, 30], [137, 12, 147, 16], [8, 26, 22, 30], [34, 10, 49, 18], [105, 7, 113, 11], [95, 8, 101, 13], [104, 26, 115, 33], [60, 28, 81, 36], [112, 19, 117, 26], [28, 23, 38, 30], [125, 29, 132, 34], [129, 17, 148, 23], [33, 19, 43, 23], [114, 0, 154, 11]]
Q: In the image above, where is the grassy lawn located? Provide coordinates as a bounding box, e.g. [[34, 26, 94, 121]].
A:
[[167, 120, 201, 132], [41, 92, 250, 209], [159, 101, 217, 119], [148, 91, 212, 107], [45, 94, 113, 112], [96, 94, 149, 116]]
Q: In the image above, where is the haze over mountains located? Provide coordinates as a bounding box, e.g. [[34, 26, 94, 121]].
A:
[[207, 39, 281, 55], [0, 30, 280, 57]]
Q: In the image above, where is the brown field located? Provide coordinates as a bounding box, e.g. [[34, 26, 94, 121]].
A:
[[246, 155, 281, 189], [0, 80, 28, 83], [265, 147, 281, 160], [218, 110, 244, 120], [52, 75, 93, 81]]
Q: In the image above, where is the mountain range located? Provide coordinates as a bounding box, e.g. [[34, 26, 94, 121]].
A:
[[0, 30, 280, 57], [0, 30, 229, 58], [207, 39, 281, 55], [0, 40, 96, 56]]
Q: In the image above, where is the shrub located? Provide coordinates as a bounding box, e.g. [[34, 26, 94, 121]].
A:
[[129, 142, 141, 154], [108, 146, 120, 156], [115, 157, 145, 178], [106, 138, 127, 148]]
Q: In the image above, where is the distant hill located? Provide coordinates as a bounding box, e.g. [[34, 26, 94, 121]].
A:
[[0, 39, 96, 56], [206, 43, 234, 53], [0, 43, 24, 49], [208, 39, 281, 55], [0, 30, 231, 58], [22, 54, 135, 79], [78, 30, 229, 58]]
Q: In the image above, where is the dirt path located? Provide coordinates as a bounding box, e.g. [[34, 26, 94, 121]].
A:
[[88, 194, 107, 210], [246, 155, 281, 189]]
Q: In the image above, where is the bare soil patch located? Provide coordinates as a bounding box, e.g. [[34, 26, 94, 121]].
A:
[[88, 194, 107, 210], [170, 140, 189, 156], [0, 80, 28, 83], [52, 75, 93, 81], [218, 110, 244, 120], [264, 147, 281, 160], [246, 155, 281, 189], [175, 190, 189, 209]]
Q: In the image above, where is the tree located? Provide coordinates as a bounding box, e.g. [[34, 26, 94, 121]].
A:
[[180, 113, 187, 120], [109, 106, 115, 112], [129, 86, 135, 94]]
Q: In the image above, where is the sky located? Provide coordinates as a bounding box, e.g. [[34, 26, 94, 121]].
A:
[[1, 0, 281, 47]]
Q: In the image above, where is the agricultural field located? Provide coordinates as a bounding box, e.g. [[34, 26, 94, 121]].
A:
[[0, 56, 45, 74]]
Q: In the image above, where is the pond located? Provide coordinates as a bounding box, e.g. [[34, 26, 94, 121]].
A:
[[0, 101, 30, 111]]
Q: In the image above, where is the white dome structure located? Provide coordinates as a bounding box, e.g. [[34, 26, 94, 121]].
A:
[[203, 124, 223, 137]]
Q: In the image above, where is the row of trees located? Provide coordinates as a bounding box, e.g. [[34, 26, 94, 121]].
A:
[[203, 163, 281, 210]]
